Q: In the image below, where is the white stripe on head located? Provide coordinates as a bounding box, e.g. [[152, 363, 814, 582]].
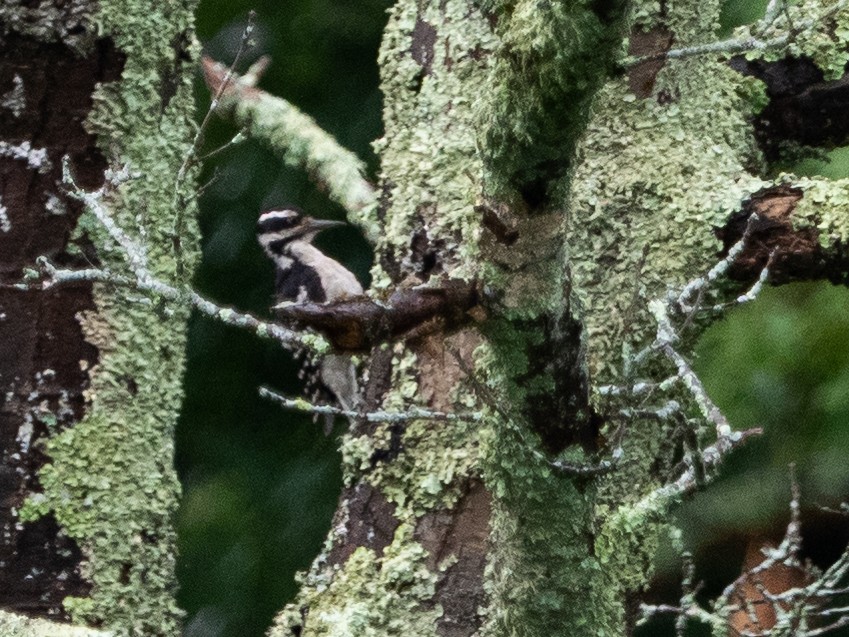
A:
[[259, 208, 301, 223]]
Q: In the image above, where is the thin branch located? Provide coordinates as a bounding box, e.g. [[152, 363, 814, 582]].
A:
[[596, 377, 678, 397], [639, 468, 849, 636], [197, 130, 248, 163], [176, 11, 256, 185], [58, 156, 316, 351], [650, 298, 734, 438], [549, 451, 622, 477], [259, 386, 483, 423], [172, 11, 258, 278], [756, 0, 786, 36], [624, 0, 849, 67], [63, 159, 149, 277], [677, 214, 759, 313], [29, 260, 310, 350], [618, 399, 682, 421], [717, 250, 776, 310]]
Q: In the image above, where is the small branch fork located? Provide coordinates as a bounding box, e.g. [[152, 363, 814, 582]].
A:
[[551, 218, 771, 479], [640, 468, 849, 636], [594, 215, 768, 504], [652, 216, 770, 494], [625, 0, 849, 67]]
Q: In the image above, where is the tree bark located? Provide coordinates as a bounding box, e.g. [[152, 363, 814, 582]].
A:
[[260, 0, 849, 636], [0, 1, 199, 634], [5, 0, 849, 635]]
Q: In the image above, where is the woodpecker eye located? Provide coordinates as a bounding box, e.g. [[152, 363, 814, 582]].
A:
[[257, 209, 302, 234]]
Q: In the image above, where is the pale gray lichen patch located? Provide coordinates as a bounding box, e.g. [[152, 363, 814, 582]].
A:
[[372, 0, 497, 287], [0, 140, 52, 173], [14, 0, 200, 633], [565, 57, 767, 382], [0, 0, 95, 51], [0, 196, 10, 232], [1, 74, 26, 118]]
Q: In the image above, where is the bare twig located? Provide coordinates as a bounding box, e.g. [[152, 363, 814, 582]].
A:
[[27, 259, 310, 350], [596, 377, 678, 398], [176, 11, 257, 186], [624, 0, 849, 67], [620, 214, 771, 506], [259, 386, 482, 423], [172, 11, 258, 278], [677, 214, 759, 314], [197, 130, 248, 163]]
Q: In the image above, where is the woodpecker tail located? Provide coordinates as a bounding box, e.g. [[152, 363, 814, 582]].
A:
[[295, 349, 360, 433]]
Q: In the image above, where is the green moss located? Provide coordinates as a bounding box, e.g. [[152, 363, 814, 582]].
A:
[[595, 494, 677, 593], [342, 344, 480, 515], [477, 0, 627, 194], [274, 0, 849, 635], [294, 335, 483, 634], [479, 405, 622, 634], [559, 3, 765, 596], [371, 0, 497, 285], [14, 0, 200, 634], [566, 59, 765, 383], [788, 176, 849, 246]]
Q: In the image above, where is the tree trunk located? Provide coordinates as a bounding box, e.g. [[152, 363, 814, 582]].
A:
[[266, 0, 849, 636], [0, 1, 199, 634], [5, 0, 849, 635]]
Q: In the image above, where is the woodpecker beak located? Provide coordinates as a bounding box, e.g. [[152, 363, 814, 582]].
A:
[[303, 217, 346, 233]]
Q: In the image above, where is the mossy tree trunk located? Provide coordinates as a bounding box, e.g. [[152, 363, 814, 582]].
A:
[[4, 0, 849, 635], [0, 1, 198, 635], [268, 0, 849, 636]]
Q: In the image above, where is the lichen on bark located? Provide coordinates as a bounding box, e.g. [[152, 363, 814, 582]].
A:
[[262, 0, 849, 635], [4, 0, 200, 633]]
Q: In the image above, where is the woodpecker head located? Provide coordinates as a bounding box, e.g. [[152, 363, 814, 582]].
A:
[[257, 208, 345, 260]]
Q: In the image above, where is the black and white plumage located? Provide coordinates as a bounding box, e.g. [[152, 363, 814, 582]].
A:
[[257, 208, 363, 305], [257, 207, 363, 420]]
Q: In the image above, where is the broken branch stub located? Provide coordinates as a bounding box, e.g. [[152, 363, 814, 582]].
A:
[[273, 281, 481, 351]]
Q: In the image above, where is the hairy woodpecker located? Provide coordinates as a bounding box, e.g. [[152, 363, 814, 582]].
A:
[[257, 207, 363, 422], [257, 208, 363, 305]]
